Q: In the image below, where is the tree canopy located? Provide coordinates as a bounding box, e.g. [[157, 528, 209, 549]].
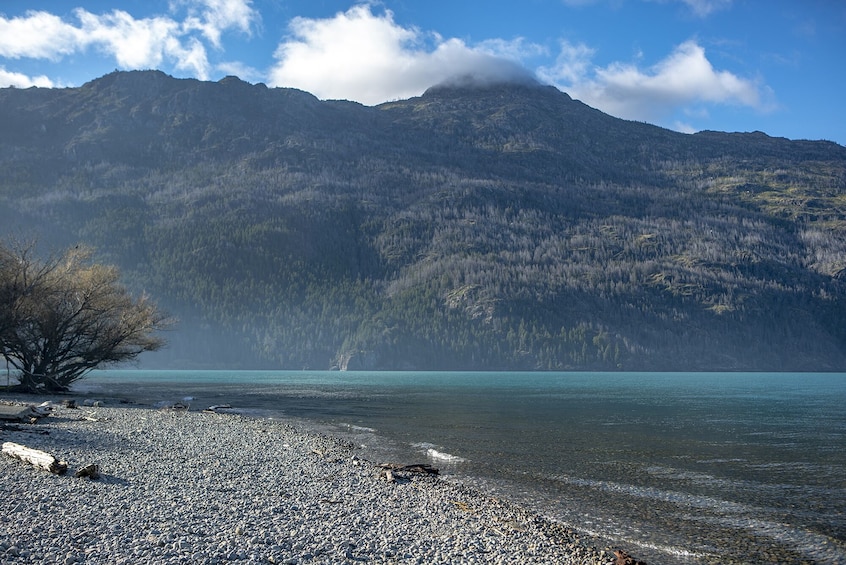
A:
[[0, 242, 170, 392]]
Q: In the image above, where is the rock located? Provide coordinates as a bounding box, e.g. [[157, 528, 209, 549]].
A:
[[74, 463, 100, 479], [614, 549, 648, 565], [32, 402, 55, 417]]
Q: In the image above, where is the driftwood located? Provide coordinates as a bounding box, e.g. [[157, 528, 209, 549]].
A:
[[0, 405, 35, 423], [0, 402, 54, 423], [158, 402, 189, 412], [2, 441, 68, 474], [202, 404, 234, 414], [376, 463, 439, 482], [377, 463, 439, 475]]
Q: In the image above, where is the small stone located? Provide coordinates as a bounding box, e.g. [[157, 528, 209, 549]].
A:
[[146, 534, 164, 547], [74, 463, 100, 479]]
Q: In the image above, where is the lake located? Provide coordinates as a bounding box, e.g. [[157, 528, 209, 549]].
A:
[[79, 370, 846, 564]]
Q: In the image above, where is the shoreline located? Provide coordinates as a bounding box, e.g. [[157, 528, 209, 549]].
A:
[[1, 395, 625, 564]]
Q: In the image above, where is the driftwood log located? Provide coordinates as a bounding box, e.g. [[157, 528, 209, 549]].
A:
[[377, 463, 439, 482], [0, 405, 38, 423], [0, 405, 33, 422], [2, 441, 68, 474]]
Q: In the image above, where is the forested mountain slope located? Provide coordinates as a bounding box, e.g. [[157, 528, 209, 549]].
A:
[[1, 70, 845, 370]]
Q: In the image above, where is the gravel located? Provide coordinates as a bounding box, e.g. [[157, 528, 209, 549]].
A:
[[0, 398, 619, 564]]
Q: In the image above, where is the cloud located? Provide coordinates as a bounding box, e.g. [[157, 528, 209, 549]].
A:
[[540, 40, 770, 124], [0, 1, 258, 82], [564, 0, 732, 17], [177, 0, 258, 48], [676, 0, 732, 17], [0, 67, 55, 88], [476, 37, 548, 62], [268, 5, 535, 105], [673, 121, 697, 134], [540, 40, 595, 84], [643, 0, 733, 18], [0, 11, 84, 60], [75, 9, 189, 70], [216, 60, 263, 83]]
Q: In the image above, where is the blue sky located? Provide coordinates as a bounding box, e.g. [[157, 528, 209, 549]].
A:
[[1, 1, 844, 145]]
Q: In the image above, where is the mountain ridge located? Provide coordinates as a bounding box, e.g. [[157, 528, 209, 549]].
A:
[[1, 70, 845, 371]]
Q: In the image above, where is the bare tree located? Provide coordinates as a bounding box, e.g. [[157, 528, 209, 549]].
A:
[[0, 242, 170, 392]]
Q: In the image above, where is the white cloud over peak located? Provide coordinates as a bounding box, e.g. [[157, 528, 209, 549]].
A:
[[475, 37, 548, 63], [540, 40, 770, 124], [0, 0, 258, 86], [268, 5, 534, 105]]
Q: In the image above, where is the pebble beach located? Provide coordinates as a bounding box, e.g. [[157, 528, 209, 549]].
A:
[[0, 397, 620, 565]]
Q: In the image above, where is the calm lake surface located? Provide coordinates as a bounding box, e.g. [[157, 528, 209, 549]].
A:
[[79, 371, 846, 564]]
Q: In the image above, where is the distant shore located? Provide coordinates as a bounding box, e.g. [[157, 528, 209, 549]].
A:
[[0, 394, 622, 564]]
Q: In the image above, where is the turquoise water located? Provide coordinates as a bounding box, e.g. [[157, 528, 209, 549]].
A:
[[80, 371, 846, 564]]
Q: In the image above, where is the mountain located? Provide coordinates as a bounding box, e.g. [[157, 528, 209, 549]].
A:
[[1, 70, 845, 371]]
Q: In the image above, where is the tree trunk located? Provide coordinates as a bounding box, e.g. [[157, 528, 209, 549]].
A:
[[1, 442, 68, 474]]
